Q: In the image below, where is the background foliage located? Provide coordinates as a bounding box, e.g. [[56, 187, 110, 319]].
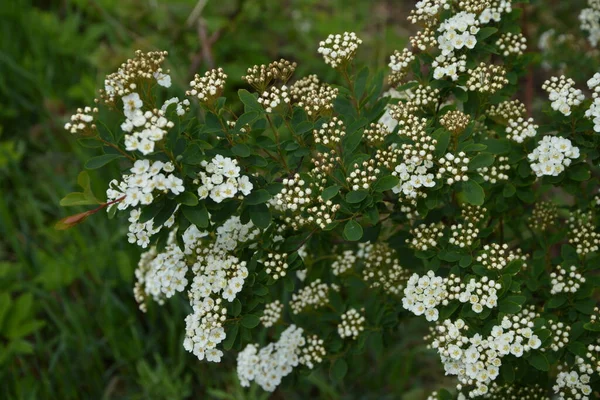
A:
[[0, 0, 597, 399]]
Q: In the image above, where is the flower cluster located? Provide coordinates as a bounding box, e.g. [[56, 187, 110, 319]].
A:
[[553, 366, 593, 399], [428, 309, 542, 398], [495, 32, 527, 56], [528, 135, 580, 177], [478, 156, 510, 183], [290, 279, 340, 314], [99, 50, 169, 104], [457, 277, 500, 313], [260, 300, 284, 328], [437, 152, 470, 185], [476, 243, 527, 271], [121, 95, 176, 155], [479, 0, 512, 24], [358, 242, 410, 295], [331, 249, 357, 276], [263, 252, 289, 280], [388, 49, 415, 85], [437, 12, 479, 56], [585, 72, 600, 132], [391, 115, 437, 199], [290, 75, 338, 118], [466, 63, 508, 94], [550, 265, 585, 294], [242, 59, 296, 91], [505, 117, 538, 143], [186, 68, 228, 104], [542, 75, 585, 116], [313, 117, 345, 146], [237, 325, 321, 392], [432, 53, 468, 81], [338, 308, 366, 340], [196, 155, 253, 203], [408, 222, 444, 251], [568, 210, 600, 255], [106, 160, 183, 246], [403, 271, 450, 322], [449, 205, 486, 248], [258, 85, 290, 113], [363, 122, 391, 145], [347, 159, 380, 191], [487, 99, 526, 122], [528, 201, 558, 230], [317, 32, 362, 68], [440, 110, 470, 134], [408, 0, 450, 26], [64, 106, 97, 135], [580, 0, 600, 47]]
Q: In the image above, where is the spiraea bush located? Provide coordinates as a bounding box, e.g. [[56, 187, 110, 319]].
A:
[[59, 0, 600, 398]]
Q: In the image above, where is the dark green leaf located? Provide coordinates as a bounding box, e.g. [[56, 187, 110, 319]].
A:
[[182, 204, 209, 228], [468, 153, 495, 170], [527, 352, 549, 371], [241, 314, 260, 329], [85, 154, 124, 169], [238, 89, 263, 113], [176, 192, 198, 206], [330, 358, 348, 382], [373, 175, 400, 192], [321, 185, 341, 201], [244, 189, 272, 205], [461, 180, 485, 206], [249, 204, 271, 229], [343, 220, 363, 241], [346, 190, 368, 203]]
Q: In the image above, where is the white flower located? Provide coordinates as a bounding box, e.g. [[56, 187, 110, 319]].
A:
[[154, 71, 172, 88], [122, 92, 143, 118]]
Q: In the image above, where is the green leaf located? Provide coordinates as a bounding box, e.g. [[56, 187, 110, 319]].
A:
[[60, 171, 101, 206], [59, 192, 95, 207], [498, 300, 521, 314], [568, 164, 590, 181], [241, 314, 260, 329], [433, 129, 451, 157], [238, 89, 262, 113], [77, 138, 103, 148], [584, 322, 600, 332], [346, 190, 368, 203], [342, 126, 364, 155], [343, 220, 363, 241], [468, 153, 495, 170], [249, 204, 271, 229], [232, 144, 251, 157], [503, 183, 516, 198], [461, 180, 485, 206], [330, 358, 348, 382], [181, 205, 209, 228], [244, 189, 271, 205], [321, 185, 341, 201], [235, 111, 258, 131], [222, 323, 239, 350], [546, 294, 567, 309], [176, 192, 198, 207], [478, 27, 498, 41], [354, 66, 369, 99], [527, 352, 549, 371], [85, 154, 124, 169], [373, 175, 400, 192], [231, 299, 242, 317]]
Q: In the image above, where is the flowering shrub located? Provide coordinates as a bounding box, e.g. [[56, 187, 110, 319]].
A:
[[59, 0, 600, 397]]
